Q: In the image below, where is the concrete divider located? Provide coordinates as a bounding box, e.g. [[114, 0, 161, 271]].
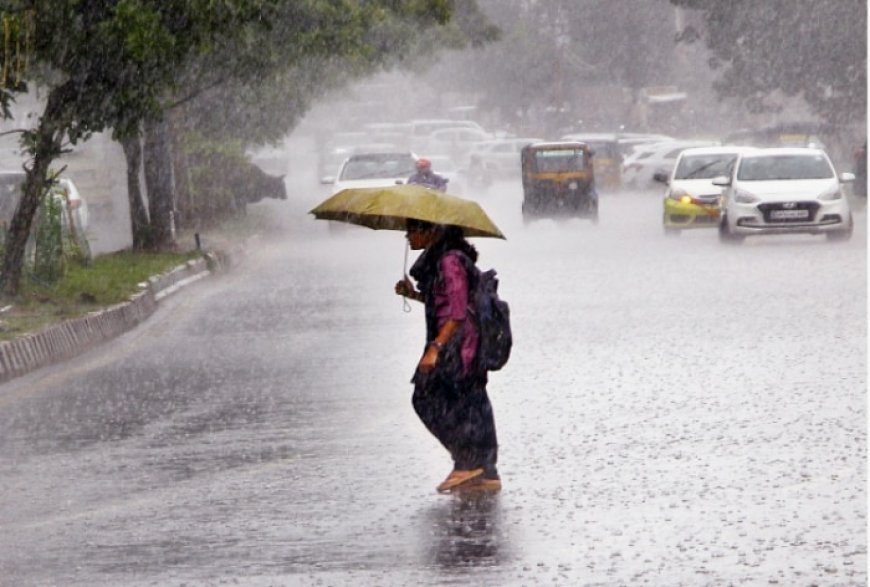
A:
[[0, 246, 243, 384]]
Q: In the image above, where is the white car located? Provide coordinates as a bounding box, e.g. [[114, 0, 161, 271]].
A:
[[465, 137, 544, 175], [655, 146, 756, 233], [716, 147, 854, 242], [622, 140, 719, 190], [327, 151, 418, 193], [424, 127, 492, 162], [324, 151, 418, 233]]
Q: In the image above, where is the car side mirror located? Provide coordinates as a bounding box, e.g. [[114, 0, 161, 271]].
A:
[[839, 172, 856, 183], [711, 175, 731, 187], [320, 176, 335, 185], [652, 171, 669, 185]]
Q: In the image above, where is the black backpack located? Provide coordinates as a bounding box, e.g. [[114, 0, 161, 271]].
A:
[[468, 266, 512, 371]]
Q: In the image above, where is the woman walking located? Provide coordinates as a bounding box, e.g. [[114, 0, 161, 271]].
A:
[[395, 219, 501, 494]]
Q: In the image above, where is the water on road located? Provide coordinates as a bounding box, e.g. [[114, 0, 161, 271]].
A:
[[0, 148, 865, 586]]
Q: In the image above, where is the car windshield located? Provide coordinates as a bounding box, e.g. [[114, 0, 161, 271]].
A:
[[340, 154, 417, 180], [533, 149, 586, 172], [674, 154, 738, 180], [737, 154, 834, 181]]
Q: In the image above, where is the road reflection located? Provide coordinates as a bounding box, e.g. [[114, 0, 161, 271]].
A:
[[423, 492, 508, 570]]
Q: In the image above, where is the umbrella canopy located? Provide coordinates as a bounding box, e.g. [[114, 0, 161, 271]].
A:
[[310, 184, 505, 239]]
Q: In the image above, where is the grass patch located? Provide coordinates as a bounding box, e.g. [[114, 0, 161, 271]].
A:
[[0, 202, 281, 342], [0, 250, 201, 341]]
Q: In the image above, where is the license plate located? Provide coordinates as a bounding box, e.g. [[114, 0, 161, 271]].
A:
[[568, 182, 578, 190], [770, 209, 809, 220]]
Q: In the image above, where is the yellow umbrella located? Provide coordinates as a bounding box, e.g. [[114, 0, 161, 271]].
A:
[[310, 184, 506, 239]]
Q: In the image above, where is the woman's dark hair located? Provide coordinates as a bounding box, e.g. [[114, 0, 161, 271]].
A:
[[437, 224, 478, 262], [406, 219, 478, 261], [406, 218, 435, 232]]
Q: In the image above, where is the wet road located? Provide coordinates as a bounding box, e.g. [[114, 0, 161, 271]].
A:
[[0, 158, 866, 585]]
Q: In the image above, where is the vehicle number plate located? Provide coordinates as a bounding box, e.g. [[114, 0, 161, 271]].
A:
[[568, 182, 578, 189], [770, 209, 809, 220]]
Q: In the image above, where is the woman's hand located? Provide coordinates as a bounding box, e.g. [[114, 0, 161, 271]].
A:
[[417, 344, 439, 373], [395, 278, 418, 299]]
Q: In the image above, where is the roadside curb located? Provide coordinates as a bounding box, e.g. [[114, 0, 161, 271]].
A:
[[0, 242, 247, 384]]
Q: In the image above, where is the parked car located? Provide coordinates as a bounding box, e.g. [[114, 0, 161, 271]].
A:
[[521, 141, 598, 223], [615, 133, 676, 156], [408, 118, 486, 153], [716, 147, 854, 243], [654, 146, 755, 235], [622, 140, 719, 190], [465, 137, 544, 176], [0, 171, 89, 233], [560, 133, 624, 191], [425, 127, 492, 162]]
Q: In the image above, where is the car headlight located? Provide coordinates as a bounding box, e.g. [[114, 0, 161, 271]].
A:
[[733, 188, 760, 204], [668, 188, 691, 203], [817, 187, 843, 201]]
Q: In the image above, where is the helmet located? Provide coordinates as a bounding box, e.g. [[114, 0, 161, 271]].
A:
[[416, 158, 431, 171]]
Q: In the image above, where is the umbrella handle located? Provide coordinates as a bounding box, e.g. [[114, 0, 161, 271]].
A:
[[402, 240, 412, 313]]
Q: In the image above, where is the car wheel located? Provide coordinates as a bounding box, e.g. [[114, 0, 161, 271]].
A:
[[521, 203, 534, 225], [826, 214, 854, 242], [662, 213, 679, 236], [718, 215, 743, 243]]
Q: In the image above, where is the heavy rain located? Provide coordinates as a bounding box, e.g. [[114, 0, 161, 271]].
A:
[[0, 1, 866, 585]]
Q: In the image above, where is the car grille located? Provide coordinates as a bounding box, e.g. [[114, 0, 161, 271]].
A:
[[758, 201, 820, 223], [668, 214, 717, 224]]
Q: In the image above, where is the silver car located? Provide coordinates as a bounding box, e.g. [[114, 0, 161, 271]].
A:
[[715, 148, 854, 243]]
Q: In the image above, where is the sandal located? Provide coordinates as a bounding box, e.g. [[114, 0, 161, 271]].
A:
[[436, 468, 484, 493], [455, 477, 502, 493]]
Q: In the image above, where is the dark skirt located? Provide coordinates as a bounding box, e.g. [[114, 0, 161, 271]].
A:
[[412, 368, 499, 479]]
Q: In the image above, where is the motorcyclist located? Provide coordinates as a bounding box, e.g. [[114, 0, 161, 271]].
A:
[[407, 158, 448, 192]]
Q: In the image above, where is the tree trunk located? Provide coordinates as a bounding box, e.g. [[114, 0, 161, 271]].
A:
[[143, 115, 176, 250], [121, 135, 151, 251], [167, 107, 194, 231], [0, 88, 65, 298]]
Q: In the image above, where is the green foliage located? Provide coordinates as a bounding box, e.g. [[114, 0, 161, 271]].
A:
[[670, 0, 867, 125], [32, 183, 63, 283], [45, 250, 198, 305], [26, 178, 92, 284], [0, 0, 494, 295], [0, 249, 199, 339], [180, 135, 251, 226], [424, 0, 679, 124], [168, 0, 496, 146]]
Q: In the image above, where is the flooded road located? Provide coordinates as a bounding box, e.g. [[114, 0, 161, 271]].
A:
[[0, 150, 865, 585]]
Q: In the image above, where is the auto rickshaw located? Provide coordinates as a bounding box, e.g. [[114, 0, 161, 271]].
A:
[[521, 141, 598, 223]]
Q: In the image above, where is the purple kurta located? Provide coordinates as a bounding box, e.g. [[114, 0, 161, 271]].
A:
[[433, 252, 478, 376]]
